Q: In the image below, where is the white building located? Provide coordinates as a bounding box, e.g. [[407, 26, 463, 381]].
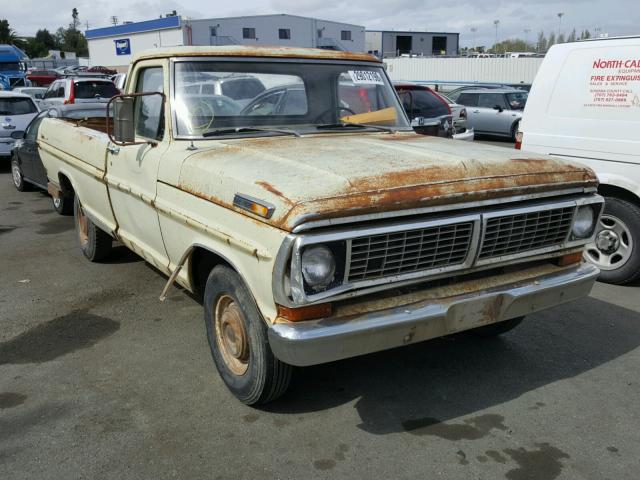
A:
[[86, 14, 365, 70]]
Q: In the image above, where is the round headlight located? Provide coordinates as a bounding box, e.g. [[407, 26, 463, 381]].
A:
[[301, 245, 336, 290], [572, 205, 596, 238]]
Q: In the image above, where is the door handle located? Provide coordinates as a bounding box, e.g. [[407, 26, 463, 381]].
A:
[[107, 145, 120, 155], [472, 110, 480, 113]]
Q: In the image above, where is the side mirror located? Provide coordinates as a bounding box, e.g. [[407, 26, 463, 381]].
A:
[[107, 92, 165, 146], [10, 130, 25, 140], [493, 105, 504, 112]]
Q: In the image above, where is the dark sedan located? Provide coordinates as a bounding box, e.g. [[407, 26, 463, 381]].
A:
[[394, 83, 453, 137], [11, 104, 109, 214]]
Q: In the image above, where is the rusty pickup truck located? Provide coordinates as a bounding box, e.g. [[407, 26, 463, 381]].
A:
[[37, 46, 603, 405]]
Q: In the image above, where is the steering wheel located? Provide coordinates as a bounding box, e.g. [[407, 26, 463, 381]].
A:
[[187, 100, 216, 132], [314, 106, 357, 123]]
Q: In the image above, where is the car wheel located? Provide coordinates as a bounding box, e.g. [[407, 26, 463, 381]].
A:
[[11, 159, 29, 192], [469, 316, 524, 337], [52, 192, 74, 216], [204, 265, 292, 405], [584, 197, 640, 284], [510, 120, 520, 142], [73, 195, 112, 262]]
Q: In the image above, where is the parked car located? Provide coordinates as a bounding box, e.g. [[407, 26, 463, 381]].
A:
[[179, 74, 266, 107], [0, 91, 39, 159], [239, 83, 307, 116], [438, 92, 474, 141], [455, 88, 527, 139], [447, 84, 520, 102], [12, 86, 47, 102], [11, 103, 108, 213], [40, 77, 119, 106], [518, 35, 640, 284], [26, 69, 59, 87], [37, 45, 603, 405], [394, 83, 453, 138], [87, 65, 118, 75]]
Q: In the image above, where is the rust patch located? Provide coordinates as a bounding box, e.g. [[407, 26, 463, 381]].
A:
[[380, 133, 431, 141], [255, 180, 293, 205]]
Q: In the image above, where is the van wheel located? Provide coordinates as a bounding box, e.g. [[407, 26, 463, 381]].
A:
[[510, 120, 520, 141], [585, 197, 640, 284], [73, 196, 112, 262], [204, 266, 292, 405], [470, 316, 524, 337]]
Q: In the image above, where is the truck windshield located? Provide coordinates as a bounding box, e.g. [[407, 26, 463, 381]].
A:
[[0, 97, 37, 115], [0, 62, 21, 72], [173, 60, 411, 137]]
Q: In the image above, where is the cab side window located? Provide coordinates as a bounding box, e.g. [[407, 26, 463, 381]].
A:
[[134, 67, 164, 140]]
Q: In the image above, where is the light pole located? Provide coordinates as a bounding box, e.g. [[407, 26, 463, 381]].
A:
[[557, 12, 564, 37], [493, 20, 500, 52], [524, 28, 531, 47], [470, 27, 477, 52]]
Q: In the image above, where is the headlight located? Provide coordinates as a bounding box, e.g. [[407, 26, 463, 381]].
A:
[[572, 205, 596, 238], [301, 245, 336, 290]]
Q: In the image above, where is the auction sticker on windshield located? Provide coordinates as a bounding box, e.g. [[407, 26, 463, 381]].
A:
[[348, 70, 384, 85]]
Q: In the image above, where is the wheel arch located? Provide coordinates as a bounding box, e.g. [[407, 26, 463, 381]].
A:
[[598, 183, 640, 207]]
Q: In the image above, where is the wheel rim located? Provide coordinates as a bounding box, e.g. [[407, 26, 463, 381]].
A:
[[584, 214, 633, 271], [53, 196, 62, 209], [75, 201, 89, 246], [214, 295, 250, 376], [11, 162, 22, 188]]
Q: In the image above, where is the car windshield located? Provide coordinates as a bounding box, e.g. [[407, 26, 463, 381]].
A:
[[506, 92, 528, 110], [173, 60, 410, 137], [0, 97, 37, 115], [74, 81, 119, 99]]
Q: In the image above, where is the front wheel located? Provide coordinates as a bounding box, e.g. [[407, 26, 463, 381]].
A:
[[11, 159, 29, 192], [584, 197, 640, 284], [204, 266, 292, 405]]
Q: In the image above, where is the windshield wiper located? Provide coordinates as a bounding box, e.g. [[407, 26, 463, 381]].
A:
[[316, 122, 397, 134], [202, 126, 301, 138]]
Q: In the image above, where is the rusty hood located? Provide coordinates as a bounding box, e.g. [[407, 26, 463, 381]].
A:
[[177, 133, 597, 231]]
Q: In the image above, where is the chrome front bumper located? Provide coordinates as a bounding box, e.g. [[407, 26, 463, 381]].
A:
[[268, 263, 599, 366]]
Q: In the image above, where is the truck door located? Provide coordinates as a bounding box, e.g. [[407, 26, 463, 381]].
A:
[[105, 64, 171, 275]]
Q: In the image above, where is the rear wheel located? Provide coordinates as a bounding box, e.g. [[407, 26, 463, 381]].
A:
[[52, 193, 74, 216], [73, 196, 112, 262], [584, 197, 640, 284], [470, 316, 524, 337], [510, 120, 520, 141], [204, 266, 292, 405]]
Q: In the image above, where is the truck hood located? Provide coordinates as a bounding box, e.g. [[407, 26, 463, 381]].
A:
[[177, 132, 597, 231]]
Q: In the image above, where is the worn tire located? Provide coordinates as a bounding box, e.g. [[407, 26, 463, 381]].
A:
[[11, 158, 30, 192], [204, 265, 292, 405], [73, 195, 112, 262], [469, 316, 524, 337], [592, 197, 640, 285], [52, 192, 74, 216]]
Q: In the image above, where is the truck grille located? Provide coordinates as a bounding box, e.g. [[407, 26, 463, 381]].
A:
[[479, 207, 574, 259], [347, 222, 474, 282]]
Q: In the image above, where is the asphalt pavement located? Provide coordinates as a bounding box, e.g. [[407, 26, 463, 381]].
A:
[[1, 158, 639, 480]]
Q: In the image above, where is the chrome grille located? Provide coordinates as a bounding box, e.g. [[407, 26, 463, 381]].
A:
[[347, 222, 473, 282], [479, 206, 574, 259]]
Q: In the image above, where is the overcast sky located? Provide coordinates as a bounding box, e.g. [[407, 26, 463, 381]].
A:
[[4, 0, 639, 47]]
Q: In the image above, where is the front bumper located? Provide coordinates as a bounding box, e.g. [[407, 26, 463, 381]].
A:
[[268, 263, 599, 366], [453, 128, 474, 141]]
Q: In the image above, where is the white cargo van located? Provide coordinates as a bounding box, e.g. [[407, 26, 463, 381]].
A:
[[518, 36, 640, 284]]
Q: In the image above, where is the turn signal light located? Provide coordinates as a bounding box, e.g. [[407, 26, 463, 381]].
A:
[[277, 303, 332, 322], [556, 251, 584, 266], [515, 131, 523, 150]]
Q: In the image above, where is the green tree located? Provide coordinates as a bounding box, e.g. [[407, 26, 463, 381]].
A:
[[488, 38, 536, 54], [537, 30, 548, 53], [567, 29, 577, 42], [0, 19, 18, 44], [557, 33, 566, 44], [548, 32, 556, 49], [580, 29, 592, 40]]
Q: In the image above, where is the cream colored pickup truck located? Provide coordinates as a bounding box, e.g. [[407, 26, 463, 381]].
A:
[[38, 46, 603, 405]]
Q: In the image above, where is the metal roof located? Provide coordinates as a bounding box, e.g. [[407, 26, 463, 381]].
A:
[[85, 16, 181, 40]]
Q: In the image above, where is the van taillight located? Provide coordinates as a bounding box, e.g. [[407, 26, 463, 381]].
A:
[[515, 131, 523, 150]]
